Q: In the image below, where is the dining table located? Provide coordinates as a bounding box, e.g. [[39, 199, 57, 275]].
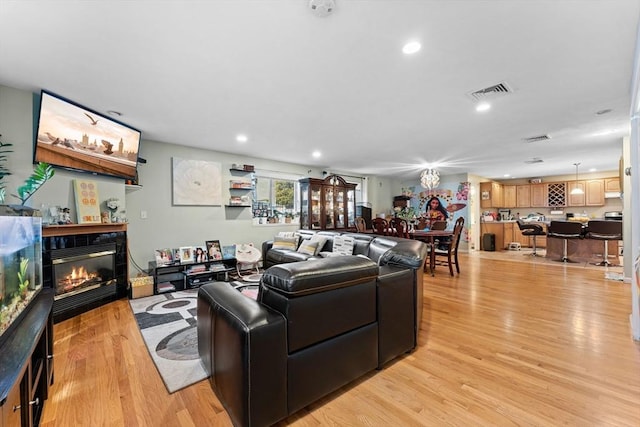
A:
[[410, 229, 454, 275]]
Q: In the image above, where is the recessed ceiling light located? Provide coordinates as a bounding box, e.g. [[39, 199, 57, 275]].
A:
[[476, 102, 491, 112], [589, 168, 597, 172], [503, 174, 510, 178], [312, 150, 322, 158], [236, 134, 248, 143], [402, 41, 421, 55]]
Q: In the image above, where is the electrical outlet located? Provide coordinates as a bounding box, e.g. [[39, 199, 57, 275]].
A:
[[140, 210, 148, 219]]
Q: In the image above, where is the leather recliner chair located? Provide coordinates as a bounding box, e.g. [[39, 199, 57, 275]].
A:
[[198, 250, 425, 427]]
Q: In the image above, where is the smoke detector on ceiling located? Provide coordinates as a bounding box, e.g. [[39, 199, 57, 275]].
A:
[[309, 0, 335, 17]]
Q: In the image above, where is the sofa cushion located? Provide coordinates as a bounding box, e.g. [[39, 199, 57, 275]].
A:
[[297, 240, 319, 256], [272, 235, 299, 250], [307, 235, 328, 255]]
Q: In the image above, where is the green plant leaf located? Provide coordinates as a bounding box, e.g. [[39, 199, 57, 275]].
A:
[[13, 162, 55, 205]]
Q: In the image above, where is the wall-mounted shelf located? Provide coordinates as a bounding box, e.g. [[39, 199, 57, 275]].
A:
[[225, 205, 252, 208], [125, 184, 143, 193]]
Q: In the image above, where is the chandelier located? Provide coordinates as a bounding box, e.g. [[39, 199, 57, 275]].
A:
[[420, 169, 440, 190]]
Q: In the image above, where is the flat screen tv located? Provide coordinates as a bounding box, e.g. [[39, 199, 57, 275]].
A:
[[34, 90, 141, 180]]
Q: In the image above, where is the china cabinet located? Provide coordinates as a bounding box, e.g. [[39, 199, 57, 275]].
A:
[[299, 175, 356, 230]]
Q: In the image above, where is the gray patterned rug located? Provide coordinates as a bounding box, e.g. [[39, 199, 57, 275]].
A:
[[129, 283, 259, 393], [129, 289, 206, 393]]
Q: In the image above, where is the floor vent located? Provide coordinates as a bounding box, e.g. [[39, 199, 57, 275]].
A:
[[467, 81, 513, 101]]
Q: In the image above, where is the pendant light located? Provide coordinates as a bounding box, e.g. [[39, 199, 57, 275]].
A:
[[570, 162, 584, 195]]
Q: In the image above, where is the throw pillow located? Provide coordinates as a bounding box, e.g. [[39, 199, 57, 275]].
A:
[[308, 235, 328, 255], [272, 236, 298, 250], [297, 240, 319, 256], [332, 235, 355, 256]]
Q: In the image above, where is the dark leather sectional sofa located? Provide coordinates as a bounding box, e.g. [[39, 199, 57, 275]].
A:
[[197, 230, 428, 426]]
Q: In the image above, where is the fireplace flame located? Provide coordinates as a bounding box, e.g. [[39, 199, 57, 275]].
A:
[[71, 266, 90, 280], [58, 265, 102, 293]]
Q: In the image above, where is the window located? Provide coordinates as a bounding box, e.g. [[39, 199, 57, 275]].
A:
[[252, 173, 300, 224]]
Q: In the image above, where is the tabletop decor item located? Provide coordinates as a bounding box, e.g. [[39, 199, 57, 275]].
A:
[[105, 197, 121, 222], [73, 179, 101, 223]]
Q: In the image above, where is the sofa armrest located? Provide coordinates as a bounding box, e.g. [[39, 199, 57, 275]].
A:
[[197, 282, 288, 427], [380, 239, 428, 269], [262, 240, 274, 258]]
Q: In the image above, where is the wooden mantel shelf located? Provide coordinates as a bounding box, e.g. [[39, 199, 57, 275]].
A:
[[43, 223, 127, 237]]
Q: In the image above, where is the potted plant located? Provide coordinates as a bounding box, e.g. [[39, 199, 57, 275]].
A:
[[284, 212, 295, 223]]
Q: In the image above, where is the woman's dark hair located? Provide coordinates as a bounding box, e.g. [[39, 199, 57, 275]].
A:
[[427, 196, 449, 218]]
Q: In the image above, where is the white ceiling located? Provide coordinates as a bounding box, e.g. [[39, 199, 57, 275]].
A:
[[1, 0, 639, 181]]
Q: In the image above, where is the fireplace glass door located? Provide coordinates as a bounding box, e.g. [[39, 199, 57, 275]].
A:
[[51, 243, 116, 299]]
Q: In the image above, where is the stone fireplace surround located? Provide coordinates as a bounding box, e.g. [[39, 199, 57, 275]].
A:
[[42, 224, 128, 322]]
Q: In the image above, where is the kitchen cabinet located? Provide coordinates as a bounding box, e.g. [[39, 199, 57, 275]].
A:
[[503, 185, 516, 208], [585, 179, 605, 206], [481, 222, 505, 250], [299, 175, 356, 230], [481, 221, 547, 250], [604, 177, 620, 192], [546, 182, 566, 207], [516, 185, 531, 208], [530, 184, 546, 207], [480, 182, 503, 208], [567, 181, 586, 206]]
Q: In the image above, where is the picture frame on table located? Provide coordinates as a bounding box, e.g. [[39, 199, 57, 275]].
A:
[[179, 246, 194, 263], [222, 244, 236, 260], [154, 248, 173, 266], [194, 245, 208, 263], [172, 248, 182, 263], [206, 240, 223, 261]]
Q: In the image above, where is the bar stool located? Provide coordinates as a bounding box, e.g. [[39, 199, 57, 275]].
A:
[[585, 220, 622, 266], [547, 221, 584, 263], [516, 219, 546, 256]]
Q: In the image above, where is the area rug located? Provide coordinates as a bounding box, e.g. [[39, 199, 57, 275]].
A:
[[129, 289, 207, 393], [129, 283, 259, 393]]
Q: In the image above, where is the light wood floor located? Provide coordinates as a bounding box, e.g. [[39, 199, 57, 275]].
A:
[[41, 254, 640, 426]]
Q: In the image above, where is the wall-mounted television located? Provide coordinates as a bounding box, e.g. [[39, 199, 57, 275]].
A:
[[34, 90, 141, 180]]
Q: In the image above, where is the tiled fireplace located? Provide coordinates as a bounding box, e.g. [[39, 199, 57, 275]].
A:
[[42, 224, 128, 322]]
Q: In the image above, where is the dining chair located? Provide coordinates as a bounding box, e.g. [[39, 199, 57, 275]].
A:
[[432, 217, 464, 276], [430, 220, 447, 230], [371, 217, 389, 235], [389, 217, 410, 238]]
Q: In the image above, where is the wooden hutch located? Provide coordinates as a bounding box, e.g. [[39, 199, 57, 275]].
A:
[[299, 175, 356, 230]]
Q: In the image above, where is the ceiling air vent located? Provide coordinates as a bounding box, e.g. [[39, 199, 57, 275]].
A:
[[467, 81, 513, 101], [524, 158, 544, 164], [522, 134, 551, 143]]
